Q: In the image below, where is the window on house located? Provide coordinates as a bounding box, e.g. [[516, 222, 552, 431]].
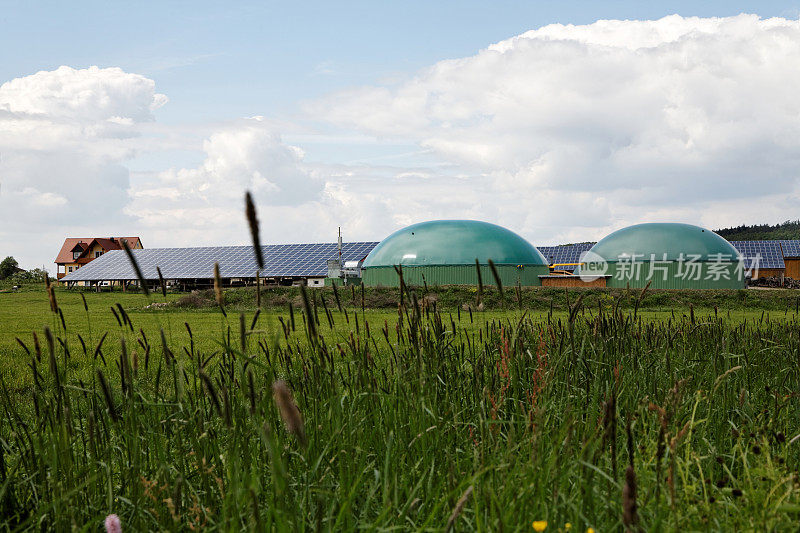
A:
[[73, 251, 81, 259], [68, 267, 73, 273], [95, 251, 102, 258]]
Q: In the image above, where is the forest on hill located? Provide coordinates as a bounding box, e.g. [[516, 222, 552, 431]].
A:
[[715, 220, 800, 240]]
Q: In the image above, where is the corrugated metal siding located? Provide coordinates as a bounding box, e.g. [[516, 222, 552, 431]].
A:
[[604, 262, 745, 289], [541, 276, 607, 288], [363, 265, 549, 287]]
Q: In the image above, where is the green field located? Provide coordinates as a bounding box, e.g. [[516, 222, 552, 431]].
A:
[[2, 285, 800, 530]]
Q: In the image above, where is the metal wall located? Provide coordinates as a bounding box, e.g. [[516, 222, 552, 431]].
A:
[[541, 276, 608, 288], [362, 264, 549, 287], [784, 260, 800, 280], [603, 262, 745, 289]]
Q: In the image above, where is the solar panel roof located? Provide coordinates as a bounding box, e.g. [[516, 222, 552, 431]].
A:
[[61, 242, 379, 282], [778, 240, 800, 258], [729, 241, 785, 270], [537, 243, 596, 272]]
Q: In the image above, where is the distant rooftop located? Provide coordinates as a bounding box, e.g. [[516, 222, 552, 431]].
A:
[[55, 237, 142, 264]]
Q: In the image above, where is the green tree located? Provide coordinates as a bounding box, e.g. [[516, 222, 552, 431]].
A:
[[10, 267, 47, 284], [0, 256, 19, 280]]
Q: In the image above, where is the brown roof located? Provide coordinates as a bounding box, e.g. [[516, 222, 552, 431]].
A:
[[55, 237, 142, 264]]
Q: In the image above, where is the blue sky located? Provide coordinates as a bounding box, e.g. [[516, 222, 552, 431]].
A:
[[2, 2, 800, 269]]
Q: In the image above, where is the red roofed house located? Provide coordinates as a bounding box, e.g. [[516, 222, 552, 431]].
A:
[[55, 237, 143, 282]]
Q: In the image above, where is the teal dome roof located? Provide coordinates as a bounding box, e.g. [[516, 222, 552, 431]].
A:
[[589, 223, 741, 262], [362, 220, 547, 267]]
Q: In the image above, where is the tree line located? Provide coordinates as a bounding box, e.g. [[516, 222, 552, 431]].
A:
[[715, 220, 800, 240]]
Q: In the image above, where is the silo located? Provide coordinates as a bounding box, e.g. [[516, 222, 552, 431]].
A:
[[580, 223, 745, 289], [361, 220, 549, 287]]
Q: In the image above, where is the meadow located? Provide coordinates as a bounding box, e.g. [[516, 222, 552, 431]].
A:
[[1, 284, 800, 530]]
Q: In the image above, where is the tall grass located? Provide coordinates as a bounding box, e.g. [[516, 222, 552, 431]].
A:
[[1, 280, 800, 530]]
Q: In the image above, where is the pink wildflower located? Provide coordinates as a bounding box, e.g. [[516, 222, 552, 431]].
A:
[[105, 514, 122, 533]]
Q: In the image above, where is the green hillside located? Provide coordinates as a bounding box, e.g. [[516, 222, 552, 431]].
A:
[[715, 220, 800, 240]]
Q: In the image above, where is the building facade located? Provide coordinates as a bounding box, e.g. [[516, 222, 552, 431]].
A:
[[55, 237, 143, 282]]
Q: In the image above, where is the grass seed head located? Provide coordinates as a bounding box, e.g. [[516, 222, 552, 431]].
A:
[[446, 485, 473, 532], [156, 266, 167, 298], [272, 380, 306, 447], [33, 332, 41, 362], [622, 464, 639, 530], [487, 259, 504, 300], [213, 262, 226, 315], [474, 258, 483, 305], [245, 191, 265, 270], [122, 239, 149, 297], [97, 369, 119, 422], [201, 372, 222, 417], [47, 283, 58, 314], [247, 369, 256, 414], [256, 271, 261, 308], [44, 326, 56, 375]]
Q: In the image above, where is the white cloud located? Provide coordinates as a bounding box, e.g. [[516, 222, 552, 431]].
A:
[[0, 66, 167, 268], [0, 65, 166, 122], [309, 14, 800, 240], [16, 187, 68, 207], [126, 118, 325, 245]]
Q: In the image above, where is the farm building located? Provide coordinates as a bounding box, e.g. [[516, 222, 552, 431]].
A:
[[361, 220, 549, 287], [60, 242, 378, 289], [538, 243, 595, 274], [55, 237, 142, 283], [730, 240, 800, 281], [536, 242, 606, 287], [782, 241, 800, 279], [731, 241, 785, 280], [578, 223, 745, 289]]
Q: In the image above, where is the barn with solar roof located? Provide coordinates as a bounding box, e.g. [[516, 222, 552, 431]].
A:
[[59, 241, 379, 290]]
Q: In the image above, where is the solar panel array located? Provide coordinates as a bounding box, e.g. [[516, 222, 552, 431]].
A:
[[778, 240, 800, 258], [59, 238, 800, 282], [534, 239, 798, 272], [536, 243, 596, 272], [729, 241, 785, 270], [62, 242, 379, 282]]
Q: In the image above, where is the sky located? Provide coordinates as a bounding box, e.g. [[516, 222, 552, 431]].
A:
[[2, 1, 800, 270]]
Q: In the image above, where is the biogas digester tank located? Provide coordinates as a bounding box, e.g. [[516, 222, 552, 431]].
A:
[[361, 220, 549, 287], [579, 223, 745, 289]]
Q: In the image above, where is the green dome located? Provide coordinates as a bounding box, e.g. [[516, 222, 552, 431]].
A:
[[589, 223, 741, 262], [362, 220, 547, 267]]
